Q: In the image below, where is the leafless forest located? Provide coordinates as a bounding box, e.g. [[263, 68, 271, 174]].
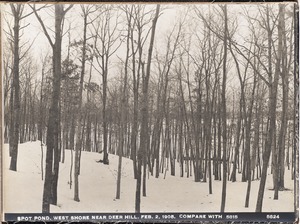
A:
[[2, 3, 298, 213]]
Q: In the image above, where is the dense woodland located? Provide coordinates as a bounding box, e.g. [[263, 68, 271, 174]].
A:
[[2, 3, 298, 213]]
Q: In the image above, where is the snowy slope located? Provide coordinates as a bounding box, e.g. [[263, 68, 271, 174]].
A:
[[3, 141, 294, 213]]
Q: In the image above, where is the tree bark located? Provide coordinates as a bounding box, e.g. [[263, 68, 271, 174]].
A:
[[9, 4, 22, 172], [220, 4, 228, 213], [74, 7, 89, 202], [34, 4, 72, 213], [255, 4, 282, 212], [135, 5, 160, 213]]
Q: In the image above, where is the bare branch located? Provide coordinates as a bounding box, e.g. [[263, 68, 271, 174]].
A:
[[30, 4, 54, 48]]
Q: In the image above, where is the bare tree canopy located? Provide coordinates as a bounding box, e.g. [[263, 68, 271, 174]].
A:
[[1, 3, 298, 222]]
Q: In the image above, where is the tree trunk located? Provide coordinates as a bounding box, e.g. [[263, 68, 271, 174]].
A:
[[74, 10, 89, 202], [245, 69, 257, 207], [277, 5, 287, 191], [255, 4, 282, 212], [9, 4, 22, 172], [116, 12, 131, 199], [220, 4, 228, 213], [36, 4, 72, 213], [135, 5, 160, 213]]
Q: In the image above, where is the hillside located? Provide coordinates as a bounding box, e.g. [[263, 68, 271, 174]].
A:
[[3, 141, 294, 213]]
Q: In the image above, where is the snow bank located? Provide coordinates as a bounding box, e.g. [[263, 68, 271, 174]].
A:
[[3, 141, 294, 213]]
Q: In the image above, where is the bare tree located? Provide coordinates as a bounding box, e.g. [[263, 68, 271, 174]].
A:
[[32, 3, 73, 213], [116, 5, 132, 199], [255, 4, 283, 212], [220, 5, 228, 213], [91, 6, 122, 165], [7, 4, 33, 171], [74, 4, 96, 203], [135, 4, 160, 213]]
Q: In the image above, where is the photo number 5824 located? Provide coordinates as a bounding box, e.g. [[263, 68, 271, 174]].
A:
[[266, 214, 280, 219]]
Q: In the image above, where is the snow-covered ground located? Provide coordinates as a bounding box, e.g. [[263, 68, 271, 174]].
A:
[[3, 141, 294, 213]]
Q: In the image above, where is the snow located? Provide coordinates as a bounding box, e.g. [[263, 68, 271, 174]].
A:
[[3, 141, 294, 213]]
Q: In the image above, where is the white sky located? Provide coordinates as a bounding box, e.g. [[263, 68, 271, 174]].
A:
[[1, 2, 295, 96]]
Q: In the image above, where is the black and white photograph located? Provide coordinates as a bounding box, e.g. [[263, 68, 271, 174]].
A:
[[1, 2, 298, 222]]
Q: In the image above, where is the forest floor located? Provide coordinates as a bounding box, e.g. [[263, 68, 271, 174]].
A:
[[3, 141, 294, 213]]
